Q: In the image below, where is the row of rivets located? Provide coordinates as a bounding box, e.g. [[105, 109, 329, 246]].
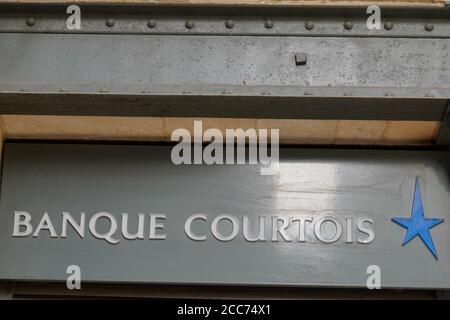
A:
[[23, 18, 436, 32]]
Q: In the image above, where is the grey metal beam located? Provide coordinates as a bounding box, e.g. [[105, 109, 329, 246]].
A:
[[2, 33, 448, 91], [0, 32, 449, 119], [1, 4, 449, 38], [0, 93, 447, 120], [0, 4, 448, 122]]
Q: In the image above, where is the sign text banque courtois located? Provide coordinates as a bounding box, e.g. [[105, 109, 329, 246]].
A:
[[12, 211, 374, 245]]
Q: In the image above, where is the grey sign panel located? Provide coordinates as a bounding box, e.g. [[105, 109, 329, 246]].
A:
[[0, 142, 449, 288]]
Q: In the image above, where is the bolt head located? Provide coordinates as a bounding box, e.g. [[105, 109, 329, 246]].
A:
[[384, 21, 393, 30], [264, 18, 274, 29], [225, 20, 235, 29], [26, 18, 35, 27], [305, 21, 315, 30], [185, 20, 195, 29], [343, 20, 353, 30], [425, 23, 434, 32], [105, 18, 115, 28], [147, 20, 156, 28]]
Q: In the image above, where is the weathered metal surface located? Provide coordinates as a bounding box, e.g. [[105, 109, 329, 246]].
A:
[[0, 32, 449, 119], [0, 4, 449, 38], [2, 34, 448, 90], [0, 142, 449, 288], [0, 94, 447, 120]]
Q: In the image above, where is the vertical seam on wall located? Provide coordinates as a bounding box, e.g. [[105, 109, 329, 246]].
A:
[[0, 116, 6, 142], [333, 120, 339, 144], [380, 121, 391, 145]]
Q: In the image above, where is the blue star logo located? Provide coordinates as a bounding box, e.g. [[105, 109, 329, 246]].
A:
[[392, 178, 444, 259]]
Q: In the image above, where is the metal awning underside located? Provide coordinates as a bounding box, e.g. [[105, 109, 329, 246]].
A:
[[0, 4, 449, 126]]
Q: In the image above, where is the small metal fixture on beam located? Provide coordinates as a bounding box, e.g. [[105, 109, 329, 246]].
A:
[[295, 53, 307, 66]]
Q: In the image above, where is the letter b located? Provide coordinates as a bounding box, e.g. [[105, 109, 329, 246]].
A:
[[12, 211, 33, 237]]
